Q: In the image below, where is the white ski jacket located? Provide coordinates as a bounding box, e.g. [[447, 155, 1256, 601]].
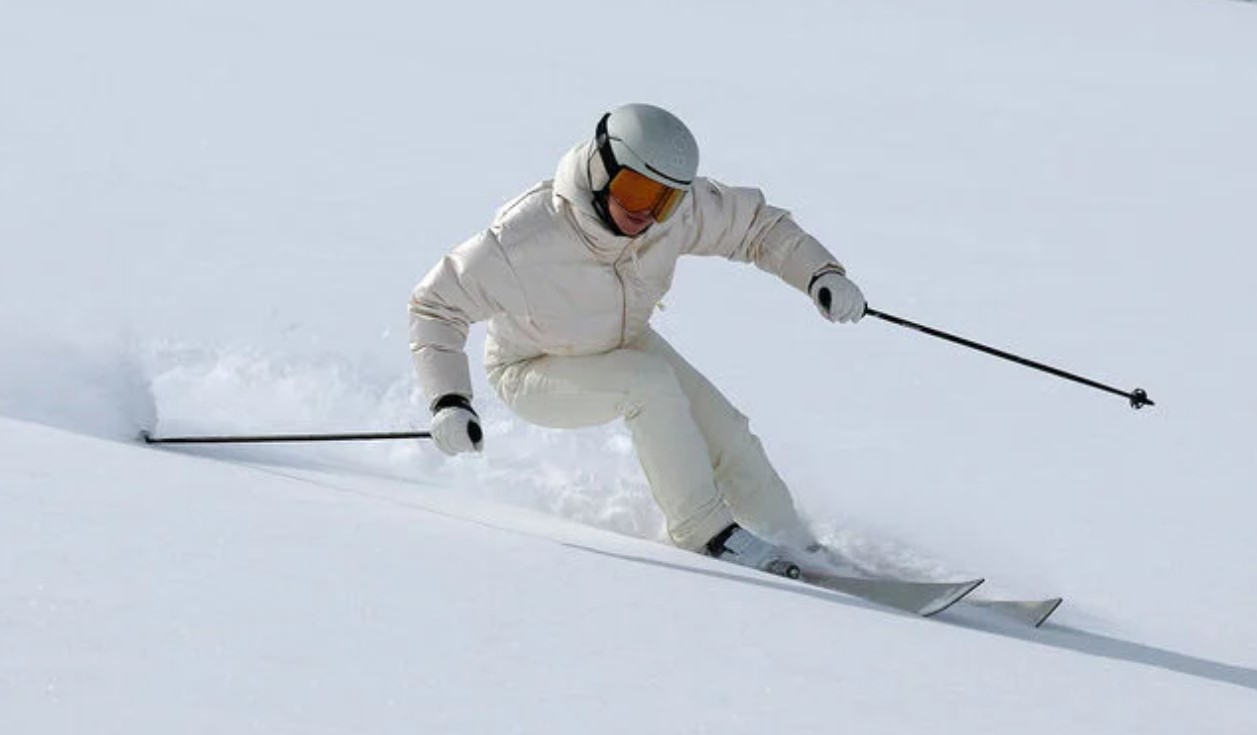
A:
[[408, 141, 845, 405]]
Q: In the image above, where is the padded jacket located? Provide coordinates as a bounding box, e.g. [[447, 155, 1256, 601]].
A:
[[408, 140, 844, 405]]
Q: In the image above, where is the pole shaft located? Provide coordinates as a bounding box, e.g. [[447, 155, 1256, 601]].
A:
[[865, 308, 1151, 406], [141, 430, 431, 445]]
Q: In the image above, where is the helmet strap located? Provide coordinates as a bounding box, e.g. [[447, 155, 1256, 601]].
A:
[[591, 189, 627, 237], [590, 113, 627, 236]]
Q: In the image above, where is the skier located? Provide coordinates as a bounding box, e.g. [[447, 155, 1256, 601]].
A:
[[408, 103, 866, 577]]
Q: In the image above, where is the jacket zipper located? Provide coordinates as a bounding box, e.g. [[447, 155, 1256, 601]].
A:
[[615, 241, 634, 347]]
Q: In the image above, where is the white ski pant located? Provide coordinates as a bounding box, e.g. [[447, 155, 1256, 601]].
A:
[[488, 328, 803, 551]]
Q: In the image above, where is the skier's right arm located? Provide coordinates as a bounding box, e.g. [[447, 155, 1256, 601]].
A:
[[408, 230, 515, 409]]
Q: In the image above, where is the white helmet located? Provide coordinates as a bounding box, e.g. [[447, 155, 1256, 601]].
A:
[[591, 103, 700, 233], [596, 103, 699, 189]]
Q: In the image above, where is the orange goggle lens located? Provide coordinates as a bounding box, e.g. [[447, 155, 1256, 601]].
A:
[[607, 167, 688, 222]]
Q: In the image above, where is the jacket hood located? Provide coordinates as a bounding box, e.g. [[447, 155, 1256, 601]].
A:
[[552, 140, 601, 217], [552, 140, 627, 251]]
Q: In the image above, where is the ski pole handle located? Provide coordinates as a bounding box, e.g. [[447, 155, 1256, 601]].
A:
[[864, 307, 1154, 410]]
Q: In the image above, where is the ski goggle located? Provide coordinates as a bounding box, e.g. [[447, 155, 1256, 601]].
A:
[[595, 113, 690, 223], [606, 167, 688, 222]]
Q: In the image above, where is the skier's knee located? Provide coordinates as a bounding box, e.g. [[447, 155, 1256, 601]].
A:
[[622, 355, 684, 414]]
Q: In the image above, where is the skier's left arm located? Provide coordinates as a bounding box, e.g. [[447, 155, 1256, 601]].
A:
[[681, 178, 866, 323]]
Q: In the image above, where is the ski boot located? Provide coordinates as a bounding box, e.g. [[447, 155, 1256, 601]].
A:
[[705, 524, 801, 579]]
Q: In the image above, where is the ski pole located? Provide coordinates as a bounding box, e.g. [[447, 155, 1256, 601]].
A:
[[140, 429, 431, 445], [864, 307, 1154, 410]]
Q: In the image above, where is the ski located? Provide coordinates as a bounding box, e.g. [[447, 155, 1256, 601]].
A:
[[798, 567, 984, 617], [798, 544, 1061, 626], [959, 596, 1063, 628]]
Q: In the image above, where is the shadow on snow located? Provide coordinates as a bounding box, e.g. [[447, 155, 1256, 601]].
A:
[[570, 544, 1257, 693]]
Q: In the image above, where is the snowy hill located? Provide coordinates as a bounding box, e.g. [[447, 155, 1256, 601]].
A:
[[4, 417, 1255, 733], [3, 0, 1256, 732]]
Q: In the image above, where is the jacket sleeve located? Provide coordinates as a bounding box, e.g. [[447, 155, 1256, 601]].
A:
[[682, 178, 843, 292], [408, 230, 515, 407]]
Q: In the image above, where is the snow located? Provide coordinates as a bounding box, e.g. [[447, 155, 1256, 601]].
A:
[[2, 0, 1256, 732]]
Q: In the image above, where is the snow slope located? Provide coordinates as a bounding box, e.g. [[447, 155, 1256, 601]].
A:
[[3, 0, 1256, 732], [4, 418, 1255, 734]]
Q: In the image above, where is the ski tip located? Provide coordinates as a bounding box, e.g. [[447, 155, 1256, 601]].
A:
[[137, 429, 155, 444], [1034, 597, 1065, 628], [921, 578, 985, 617], [959, 578, 986, 596], [963, 596, 1065, 627]]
